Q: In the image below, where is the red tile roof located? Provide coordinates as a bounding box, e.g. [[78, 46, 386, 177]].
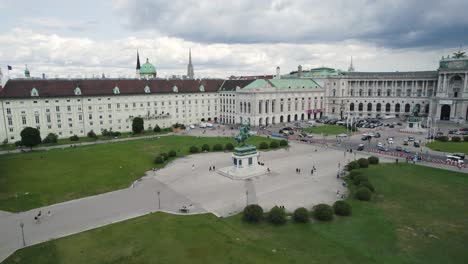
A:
[[0, 78, 225, 98]]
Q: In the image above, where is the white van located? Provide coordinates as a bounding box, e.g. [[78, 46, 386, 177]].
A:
[[307, 120, 316, 127], [199, 123, 207, 128], [206, 123, 213, 128]]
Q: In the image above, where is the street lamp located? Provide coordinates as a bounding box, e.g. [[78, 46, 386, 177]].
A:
[[157, 191, 161, 210], [19, 222, 25, 247], [246, 190, 249, 206]]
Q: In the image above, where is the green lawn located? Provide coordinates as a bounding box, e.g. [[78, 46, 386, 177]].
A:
[[0, 129, 172, 151], [3, 164, 467, 264], [0, 135, 279, 212], [302, 124, 348, 135], [426, 141, 468, 154]]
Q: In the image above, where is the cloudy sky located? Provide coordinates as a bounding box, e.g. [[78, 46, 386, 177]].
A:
[[0, 0, 467, 79]]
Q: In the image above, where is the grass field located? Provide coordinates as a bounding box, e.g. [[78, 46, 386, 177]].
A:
[[0, 135, 279, 212], [302, 124, 348, 135], [426, 141, 468, 154], [0, 129, 172, 151], [3, 164, 467, 264]]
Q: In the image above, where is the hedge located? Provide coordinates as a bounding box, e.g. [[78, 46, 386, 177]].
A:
[[313, 204, 334, 221], [333, 201, 352, 216], [269, 141, 279, 149], [355, 187, 372, 201], [259, 142, 269, 149], [359, 181, 375, 192], [267, 206, 287, 225], [225, 143, 234, 151], [368, 156, 379, 165], [168, 150, 177, 157], [201, 144, 210, 151], [189, 146, 199, 153], [213, 143, 223, 151], [279, 140, 288, 147], [243, 204, 263, 223], [451, 136, 461, 142], [357, 158, 369, 168], [353, 175, 369, 185]]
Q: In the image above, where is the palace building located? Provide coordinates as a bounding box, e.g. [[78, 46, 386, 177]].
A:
[[0, 50, 467, 142]]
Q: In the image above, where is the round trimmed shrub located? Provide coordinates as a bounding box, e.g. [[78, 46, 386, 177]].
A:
[[213, 143, 223, 151], [153, 125, 161, 133], [464, 136, 468, 142], [353, 174, 369, 185], [313, 204, 334, 221], [348, 170, 361, 180], [201, 144, 210, 151], [225, 143, 234, 151], [357, 158, 369, 168], [333, 201, 352, 216], [43, 133, 58, 144], [355, 187, 372, 201], [69, 135, 79, 141], [437, 136, 449, 142], [359, 181, 375, 192], [279, 140, 288, 147], [189, 146, 199, 153], [347, 161, 360, 171], [368, 156, 379, 165], [269, 141, 279, 149], [154, 155, 164, 164], [243, 204, 263, 223], [293, 207, 309, 223], [259, 142, 269, 150], [168, 150, 177, 157], [451, 136, 461, 142], [267, 206, 287, 225]]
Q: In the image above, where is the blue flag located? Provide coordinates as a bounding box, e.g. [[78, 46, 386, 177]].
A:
[[7, 65, 12, 70]]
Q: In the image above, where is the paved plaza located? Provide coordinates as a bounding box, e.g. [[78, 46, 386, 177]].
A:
[[0, 140, 370, 262]]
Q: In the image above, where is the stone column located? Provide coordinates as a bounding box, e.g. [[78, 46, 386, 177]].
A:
[[464, 73, 468, 92], [443, 74, 447, 92]]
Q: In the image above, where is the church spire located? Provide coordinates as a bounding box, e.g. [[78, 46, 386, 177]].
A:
[[348, 56, 355, 72], [187, 48, 194, 79], [136, 50, 141, 78]]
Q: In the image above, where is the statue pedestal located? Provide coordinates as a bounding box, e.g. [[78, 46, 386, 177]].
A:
[[218, 145, 268, 180], [400, 116, 426, 134]]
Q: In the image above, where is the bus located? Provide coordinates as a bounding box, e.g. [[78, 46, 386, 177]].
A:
[[446, 155, 464, 164]]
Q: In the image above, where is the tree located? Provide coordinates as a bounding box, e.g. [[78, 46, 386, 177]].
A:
[[357, 158, 369, 168], [20, 127, 41, 150], [293, 207, 309, 223], [153, 125, 161, 133], [132, 117, 144, 134], [368, 156, 379, 165], [333, 201, 352, 216], [243, 204, 263, 223], [87, 130, 97, 139], [42, 133, 58, 144], [267, 206, 287, 225], [189, 146, 199, 153], [313, 204, 334, 221]]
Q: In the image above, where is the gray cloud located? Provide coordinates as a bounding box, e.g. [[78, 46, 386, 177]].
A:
[[114, 0, 468, 48]]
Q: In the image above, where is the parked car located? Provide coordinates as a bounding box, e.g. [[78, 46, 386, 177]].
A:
[[396, 146, 402, 151], [361, 135, 371, 141], [357, 144, 364, 151], [374, 132, 381, 138], [408, 136, 415, 142], [377, 142, 383, 147], [404, 149, 411, 153], [403, 140, 409, 146], [413, 142, 420, 147], [377, 146, 389, 151]]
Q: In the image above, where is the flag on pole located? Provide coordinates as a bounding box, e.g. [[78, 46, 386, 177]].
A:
[[7, 65, 12, 70]]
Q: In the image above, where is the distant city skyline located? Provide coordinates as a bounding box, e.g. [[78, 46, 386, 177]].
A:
[[1, 0, 467, 78]]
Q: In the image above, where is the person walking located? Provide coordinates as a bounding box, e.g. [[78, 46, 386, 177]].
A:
[[209, 166, 212, 171], [213, 165, 216, 170]]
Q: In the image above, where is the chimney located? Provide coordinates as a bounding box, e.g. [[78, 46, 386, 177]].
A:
[[275, 66, 281, 79], [298, 65, 303, 78]]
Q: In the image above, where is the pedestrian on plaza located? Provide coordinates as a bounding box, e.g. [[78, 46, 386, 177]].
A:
[[34, 216, 39, 224], [213, 165, 216, 170], [192, 164, 195, 170], [48, 210, 51, 217], [295, 168, 298, 174], [313, 166, 316, 171], [396, 158, 399, 164], [299, 168, 301, 174], [209, 166, 212, 171]]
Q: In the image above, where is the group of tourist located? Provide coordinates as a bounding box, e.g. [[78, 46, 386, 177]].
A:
[[34, 210, 52, 224]]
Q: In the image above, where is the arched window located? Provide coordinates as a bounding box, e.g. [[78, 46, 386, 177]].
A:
[[359, 89, 363, 96], [376, 103, 381, 112], [377, 89, 381, 96], [349, 103, 355, 111], [367, 103, 372, 111], [395, 103, 400, 112], [240, 102, 243, 112], [332, 89, 336, 96], [387, 89, 391, 97], [350, 89, 354, 96], [358, 103, 363, 111], [385, 103, 391, 112], [425, 104, 429, 113], [248, 102, 251, 113], [406, 89, 411, 96], [368, 89, 372, 96], [396, 89, 401, 96], [405, 103, 411, 113]]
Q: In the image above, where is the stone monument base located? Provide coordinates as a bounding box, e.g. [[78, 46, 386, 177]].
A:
[[218, 145, 268, 180], [400, 117, 426, 134]]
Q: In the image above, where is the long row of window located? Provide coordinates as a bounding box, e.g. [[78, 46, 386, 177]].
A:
[[349, 102, 429, 113]]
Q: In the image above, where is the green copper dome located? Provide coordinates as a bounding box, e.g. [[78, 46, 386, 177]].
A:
[[139, 58, 157, 77]]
